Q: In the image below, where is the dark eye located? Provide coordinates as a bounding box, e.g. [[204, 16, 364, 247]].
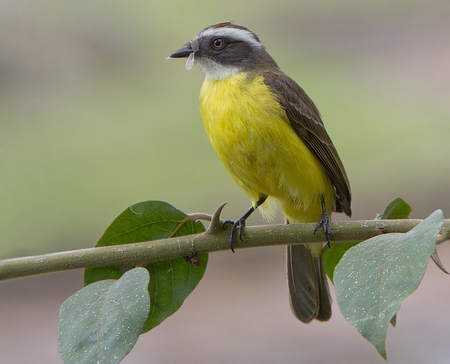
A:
[[212, 38, 223, 48]]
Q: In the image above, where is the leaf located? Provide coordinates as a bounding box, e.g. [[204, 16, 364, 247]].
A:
[[322, 242, 358, 282], [334, 210, 444, 359], [379, 197, 412, 220], [83, 200, 208, 332], [324, 198, 413, 284], [142, 256, 206, 332], [378, 197, 412, 327], [59, 268, 150, 364], [89, 200, 205, 249], [84, 266, 123, 286]]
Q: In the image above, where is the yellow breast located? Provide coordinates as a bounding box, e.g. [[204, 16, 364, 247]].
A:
[[199, 72, 333, 222]]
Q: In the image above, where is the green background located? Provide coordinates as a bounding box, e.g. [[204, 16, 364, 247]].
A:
[[1, 1, 449, 363]]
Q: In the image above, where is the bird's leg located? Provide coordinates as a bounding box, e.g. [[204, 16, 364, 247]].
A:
[[226, 195, 267, 252], [314, 196, 333, 248]]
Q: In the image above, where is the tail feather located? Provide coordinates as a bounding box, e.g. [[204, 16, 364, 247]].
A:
[[287, 244, 331, 323], [315, 253, 332, 321]]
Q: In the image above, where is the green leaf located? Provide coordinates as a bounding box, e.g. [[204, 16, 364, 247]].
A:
[[334, 210, 444, 359], [324, 198, 413, 284], [84, 200, 208, 332], [84, 266, 123, 286], [379, 197, 412, 220], [378, 197, 412, 326], [89, 200, 204, 249], [143, 256, 207, 332], [59, 268, 150, 364], [322, 242, 358, 282]]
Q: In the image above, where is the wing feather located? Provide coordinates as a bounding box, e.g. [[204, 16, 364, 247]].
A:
[[263, 70, 352, 216]]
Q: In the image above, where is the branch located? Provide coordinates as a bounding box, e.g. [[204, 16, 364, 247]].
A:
[[1, 219, 449, 281]]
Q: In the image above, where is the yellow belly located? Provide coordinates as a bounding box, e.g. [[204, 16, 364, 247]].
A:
[[199, 73, 334, 223]]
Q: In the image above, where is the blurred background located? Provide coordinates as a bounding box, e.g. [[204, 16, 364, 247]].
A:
[[1, 0, 449, 363]]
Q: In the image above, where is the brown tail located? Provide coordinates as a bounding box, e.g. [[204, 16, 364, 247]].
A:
[[287, 244, 332, 323]]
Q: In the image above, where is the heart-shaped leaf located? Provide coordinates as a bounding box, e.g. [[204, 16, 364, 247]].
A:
[[334, 210, 444, 359], [59, 267, 150, 364], [377, 197, 412, 220], [84, 201, 208, 332], [324, 197, 412, 282]]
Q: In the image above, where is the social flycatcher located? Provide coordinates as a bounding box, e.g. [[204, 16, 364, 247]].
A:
[[169, 22, 351, 323]]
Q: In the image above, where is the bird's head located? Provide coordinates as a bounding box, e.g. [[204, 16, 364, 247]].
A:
[[168, 22, 277, 80]]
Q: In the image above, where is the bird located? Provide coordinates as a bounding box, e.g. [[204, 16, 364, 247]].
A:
[[169, 22, 351, 323]]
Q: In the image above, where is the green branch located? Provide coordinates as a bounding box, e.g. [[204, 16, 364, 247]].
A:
[[1, 217, 449, 282]]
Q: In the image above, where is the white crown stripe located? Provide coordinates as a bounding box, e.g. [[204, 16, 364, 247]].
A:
[[195, 27, 261, 47]]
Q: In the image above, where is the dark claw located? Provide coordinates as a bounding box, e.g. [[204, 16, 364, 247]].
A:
[[222, 219, 238, 252], [314, 196, 334, 248], [314, 212, 333, 248], [229, 218, 246, 252], [224, 197, 267, 253], [222, 220, 234, 228], [236, 218, 246, 241]]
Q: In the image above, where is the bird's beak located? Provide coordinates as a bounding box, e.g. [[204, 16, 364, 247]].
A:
[[168, 45, 193, 59]]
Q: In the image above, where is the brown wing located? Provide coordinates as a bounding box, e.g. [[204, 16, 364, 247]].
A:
[[263, 69, 351, 216]]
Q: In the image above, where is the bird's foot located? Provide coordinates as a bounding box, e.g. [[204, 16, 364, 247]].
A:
[[314, 212, 333, 248], [223, 218, 246, 252]]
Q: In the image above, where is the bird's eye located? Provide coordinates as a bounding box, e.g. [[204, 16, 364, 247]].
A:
[[212, 38, 223, 48]]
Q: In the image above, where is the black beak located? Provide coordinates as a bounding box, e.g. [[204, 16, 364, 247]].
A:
[[169, 45, 192, 59]]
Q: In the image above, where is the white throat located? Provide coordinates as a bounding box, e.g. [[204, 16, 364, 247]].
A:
[[195, 58, 241, 80]]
